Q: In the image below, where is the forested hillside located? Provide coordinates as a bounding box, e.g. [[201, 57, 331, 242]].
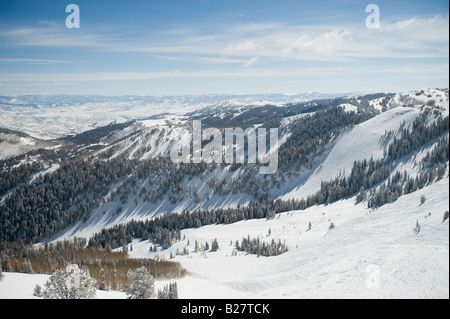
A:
[[0, 90, 448, 246]]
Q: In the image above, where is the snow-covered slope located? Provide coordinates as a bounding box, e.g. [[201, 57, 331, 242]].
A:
[[0, 129, 56, 160], [127, 178, 449, 299], [387, 88, 449, 110], [0, 88, 448, 299], [279, 88, 448, 201], [281, 106, 422, 200], [0, 272, 126, 299], [3, 177, 447, 299], [35, 88, 448, 243]]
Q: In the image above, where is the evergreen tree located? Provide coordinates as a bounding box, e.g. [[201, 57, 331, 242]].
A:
[[420, 195, 426, 205], [158, 282, 179, 299], [169, 282, 179, 299], [414, 220, 421, 235], [210, 239, 219, 252]]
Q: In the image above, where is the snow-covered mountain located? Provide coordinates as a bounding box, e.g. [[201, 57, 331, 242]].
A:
[[0, 92, 345, 140], [0, 88, 448, 299]]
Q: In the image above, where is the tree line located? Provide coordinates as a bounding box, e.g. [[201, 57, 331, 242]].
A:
[[0, 238, 186, 292], [235, 236, 288, 257]]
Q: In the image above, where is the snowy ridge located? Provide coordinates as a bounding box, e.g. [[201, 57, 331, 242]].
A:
[[37, 88, 448, 242]]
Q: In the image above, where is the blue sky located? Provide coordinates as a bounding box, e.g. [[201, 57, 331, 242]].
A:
[[0, 0, 448, 95]]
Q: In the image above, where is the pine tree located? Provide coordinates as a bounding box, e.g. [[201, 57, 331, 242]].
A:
[[194, 188, 201, 204], [420, 195, 426, 205], [414, 219, 421, 235], [157, 282, 179, 299], [157, 285, 168, 299], [210, 239, 219, 252], [169, 282, 179, 299]]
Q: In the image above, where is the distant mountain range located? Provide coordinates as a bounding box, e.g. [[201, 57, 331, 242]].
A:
[[0, 92, 347, 140]]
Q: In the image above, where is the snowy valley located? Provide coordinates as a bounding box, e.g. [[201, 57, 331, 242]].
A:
[[0, 88, 448, 299]]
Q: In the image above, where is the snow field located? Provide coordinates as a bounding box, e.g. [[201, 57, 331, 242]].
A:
[[281, 105, 425, 200], [1, 88, 448, 299], [126, 178, 449, 299]]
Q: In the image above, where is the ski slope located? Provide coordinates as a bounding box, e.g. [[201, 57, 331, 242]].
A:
[[2, 177, 447, 299], [280, 105, 436, 201], [128, 178, 449, 299]]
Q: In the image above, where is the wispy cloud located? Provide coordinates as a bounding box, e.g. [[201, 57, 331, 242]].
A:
[[1, 62, 447, 83], [0, 25, 120, 48], [243, 57, 259, 67], [0, 58, 70, 64], [1, 14, 447, 61], [120, 15, 449, 62]]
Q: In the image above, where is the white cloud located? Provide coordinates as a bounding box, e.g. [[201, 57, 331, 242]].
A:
[[286, 29, 353, 59], [1, 14, 447, 61], [0, 25, 120, 48], [243, 57, 259, 67], [385, 15, 449, 42], [196, 56, 248, 64], [226, 40, 262, 55]]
